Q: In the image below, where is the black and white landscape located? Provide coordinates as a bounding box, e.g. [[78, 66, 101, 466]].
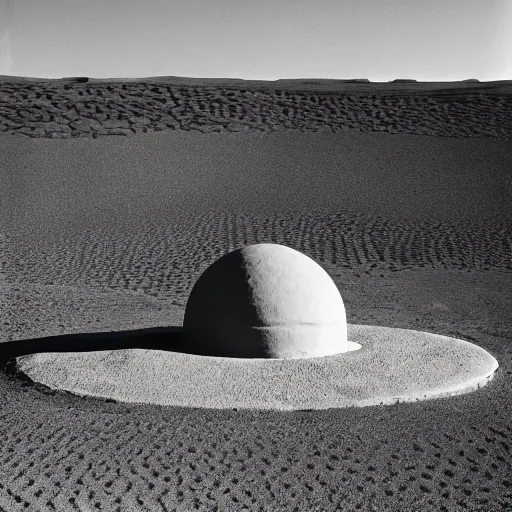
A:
[[1, 76, 512, 511]]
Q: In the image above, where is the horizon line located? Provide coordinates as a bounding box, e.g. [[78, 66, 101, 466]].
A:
[[2, 74, 511, 84]]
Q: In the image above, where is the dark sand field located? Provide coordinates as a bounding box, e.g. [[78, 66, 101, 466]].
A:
[[1, 77, 512, 510]]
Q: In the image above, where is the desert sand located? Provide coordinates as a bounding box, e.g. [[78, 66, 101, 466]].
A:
[[1, 77, 512, 511]]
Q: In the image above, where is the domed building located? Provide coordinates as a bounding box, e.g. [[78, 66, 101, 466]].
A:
[[183, 243, 348, 359]]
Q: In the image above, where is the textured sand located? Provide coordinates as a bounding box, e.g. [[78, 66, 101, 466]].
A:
[[1, 77, 511, 511], [0, 77, 511, 139], [15, 325, 498, 410]]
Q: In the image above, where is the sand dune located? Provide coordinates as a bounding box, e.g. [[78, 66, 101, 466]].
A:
[[1, 77, 512, 511], [0, 77, 511, 139]]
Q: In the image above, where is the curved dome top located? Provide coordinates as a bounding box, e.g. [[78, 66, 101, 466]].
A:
[[183, 244, 348, 358]]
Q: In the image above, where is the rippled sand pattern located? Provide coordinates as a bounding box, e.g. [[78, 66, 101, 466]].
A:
[[0, 386, 512, 511], [1, 80, 511, 138], [5, 211, 512, 308]]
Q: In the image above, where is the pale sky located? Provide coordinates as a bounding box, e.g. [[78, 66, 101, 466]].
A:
[[0, 0, 510, 81]]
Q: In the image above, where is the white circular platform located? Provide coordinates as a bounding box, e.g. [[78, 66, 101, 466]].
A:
[[15, 324, 498, 410]]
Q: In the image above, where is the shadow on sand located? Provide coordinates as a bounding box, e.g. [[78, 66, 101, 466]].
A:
[[0, 326, 193, 366]]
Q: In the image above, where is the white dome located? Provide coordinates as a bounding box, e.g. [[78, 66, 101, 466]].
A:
[[183, 244, 348, 358]]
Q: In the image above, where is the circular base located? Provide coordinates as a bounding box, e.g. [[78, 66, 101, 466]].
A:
[[15, 325, 498, 410]]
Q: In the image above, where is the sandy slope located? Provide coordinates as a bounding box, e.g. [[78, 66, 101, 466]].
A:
[[1, 78, 512, 511], [0, 78, 511, 139]]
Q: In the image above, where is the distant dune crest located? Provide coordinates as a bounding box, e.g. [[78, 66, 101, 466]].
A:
[[0, 76, 510, 139]]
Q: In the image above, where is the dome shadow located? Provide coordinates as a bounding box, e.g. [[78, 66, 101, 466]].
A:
[[0, 326, 199, 370]]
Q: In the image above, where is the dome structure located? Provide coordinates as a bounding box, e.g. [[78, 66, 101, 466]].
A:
[[183, 243, 348, 358]]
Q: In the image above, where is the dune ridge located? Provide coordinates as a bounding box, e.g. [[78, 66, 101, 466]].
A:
[[0, 77, 511, 139]]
